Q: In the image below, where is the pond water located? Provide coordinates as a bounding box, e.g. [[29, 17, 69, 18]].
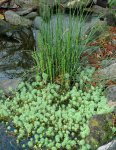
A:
[[0, 122, 22, 150], [0, 13, 101, 149], [0, 27, 35, 81]]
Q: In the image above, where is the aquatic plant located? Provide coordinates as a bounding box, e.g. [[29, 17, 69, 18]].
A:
[[33, 9, 100, 83], [0, 68, 113, 150], [109, 0, 116, 8], [109, 0, 116, 16]]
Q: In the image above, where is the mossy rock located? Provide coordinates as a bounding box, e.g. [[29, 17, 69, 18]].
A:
[[86, 113, 114, 150]]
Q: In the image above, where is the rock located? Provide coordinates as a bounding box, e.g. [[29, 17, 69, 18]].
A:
[[107, 86, 116, 102], [33, 16, 44, 29], [106, 85, 116, 114], [14, 0, 39, 8], [97, 63, 116, 80], [0, 27, 35, 49], [105, 13, 116, 26], [94, 0, 108, 8], [14, 0, 61, 8], [0, 20, 13, 34], [101, 59, 116, 68], [112, 39, 116, 46], [85, 19, 107, 38], [40, 0, 68, 6], [91, 5, 108, 14], [62, 0, 92, 8], [86, 114, 114, 150], [25, 12, 38, 19], [97, 140, 116, 150], [5, 11, 32, 27], [16, 8, 36, 16], [0, 78, 21, 95], [14, 0, 92, 9]]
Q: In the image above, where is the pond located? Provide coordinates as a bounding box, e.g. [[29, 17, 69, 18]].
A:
[[0, 27, 35, 81], [0, 122, 22, 150], [0, 13, 103, 149]]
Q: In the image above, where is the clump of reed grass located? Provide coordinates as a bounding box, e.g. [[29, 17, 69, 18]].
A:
[[33, 8, 101, 83]]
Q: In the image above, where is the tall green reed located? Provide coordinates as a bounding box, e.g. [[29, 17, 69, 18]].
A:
[[33, 4, 101, 83]]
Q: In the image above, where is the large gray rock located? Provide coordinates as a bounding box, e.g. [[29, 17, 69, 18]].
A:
[[5, 11, 32, 26], [0, 20, 12, 34], [107, 86, 116, 102], [97, 63, 116, 80], [101, 59, 116, 68], [106, 85, 116, 114], [97, 140, 116, 150], [86, 114, 114, 150]]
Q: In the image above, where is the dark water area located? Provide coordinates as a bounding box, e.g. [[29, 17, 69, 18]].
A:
[[0, 27, 35, 81], [0, 122, 22, 150]]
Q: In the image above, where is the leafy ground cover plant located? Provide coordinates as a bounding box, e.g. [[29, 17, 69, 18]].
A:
[[0, 67, 114, 150]]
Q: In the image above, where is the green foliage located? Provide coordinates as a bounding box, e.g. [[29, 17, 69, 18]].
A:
[[109, 0, 116, 6], [109, 0, 116, 16], [33, 12, 99, 83], [0, 68, 113, 149]]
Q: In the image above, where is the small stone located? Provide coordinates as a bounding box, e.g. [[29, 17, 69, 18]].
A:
[[5, 11, 32, 27]]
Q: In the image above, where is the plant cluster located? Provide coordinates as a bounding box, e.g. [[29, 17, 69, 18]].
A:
[[109, 0, 116, 16], [0, 68, 113, 150], [33, 13, 99, 83], [109, 0, 116, 8]]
